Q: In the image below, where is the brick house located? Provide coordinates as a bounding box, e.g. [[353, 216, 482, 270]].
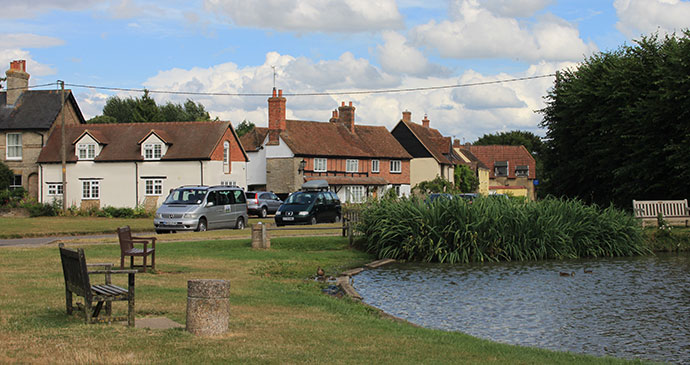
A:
[[240, 89, 411, 202], [460, 145, 537, 200], [37, 121, 248, 210], [390, 112, 464, 190], [1, 60, 85, 198]]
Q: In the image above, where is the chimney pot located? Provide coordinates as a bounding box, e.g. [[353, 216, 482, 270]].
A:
[[341, 101, 345, 107], [272, 88, 277, 97], [278, 89, 282, 97], [402, 110, 411, 123], [422, 114, 430, 128], [349, 101, 352, 107]]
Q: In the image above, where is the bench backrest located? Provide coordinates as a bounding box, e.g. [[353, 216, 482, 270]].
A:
[[117, 226, 134, 252], [632, 199, 689, 218], [58, 243, 92, 300]]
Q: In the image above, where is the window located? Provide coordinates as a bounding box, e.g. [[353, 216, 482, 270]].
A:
[[223, 141, 230, 173], [10, 175, 22, 190], [82, 180, 100, 199], [515, 165, 529, 177], [144, 143, 162, 160], [390, 160, 401, 173], [6, 133, 22, 160], [220, 180, 236, 187], [78, 144, 96, 160], [48, 183, 63, 195], [314, 158, 327, 172], [393, 185, 401, 196], [346, 185, 365, 203], [371, 160, 379, 173], [145, 179, 163, 196], [346, 159, 359, 173], [494, 161, 508, 177]]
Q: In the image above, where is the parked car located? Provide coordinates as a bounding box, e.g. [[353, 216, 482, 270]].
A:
[[458, 193, 478, 202], [426, 193, 453, 204], [154, 185, 248, 233], [245, 191, 283, 218], [274, 181, 341, 226]]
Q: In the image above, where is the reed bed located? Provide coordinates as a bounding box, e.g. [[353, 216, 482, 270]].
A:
[[358, 196, 649, 263]]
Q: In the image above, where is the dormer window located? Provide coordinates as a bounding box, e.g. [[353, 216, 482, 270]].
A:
[[78, 143, 96, 160], [144, 143, 162, 160], [515, 165, 529, 177], [494, 161, 508, 177]]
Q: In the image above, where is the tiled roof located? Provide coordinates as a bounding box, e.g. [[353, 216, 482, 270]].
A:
[[0, 90, 85, 130], [239, 127, 269, 152], [401, 121, 454, 165], [455, 148, 490, 170], [464, 145, 536, 179], [278, 120, 410, 159], [37, 121, 246, 163], [305, 176, 388, 186]]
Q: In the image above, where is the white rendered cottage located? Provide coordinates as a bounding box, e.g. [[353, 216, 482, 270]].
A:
[[37, 121, 248, 210]]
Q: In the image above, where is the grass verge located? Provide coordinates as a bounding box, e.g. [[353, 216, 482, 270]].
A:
[[0, 236, 636, 364]]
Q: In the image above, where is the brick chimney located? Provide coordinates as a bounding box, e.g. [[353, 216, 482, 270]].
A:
[[267, 88, 286, 144], [402, 110, 411, 122], [338, 101, 356, 133], [5, 60, 29, 106], [453, 139, 461, 148], [329, 109, 339, 123], [422, 114, 430, 128]]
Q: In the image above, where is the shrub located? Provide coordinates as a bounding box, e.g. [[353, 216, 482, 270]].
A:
[[358, 196, 649, 263], [22, 201, 58, 217]]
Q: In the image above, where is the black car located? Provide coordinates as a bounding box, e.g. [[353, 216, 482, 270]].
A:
[[274, 190, 341, 226]]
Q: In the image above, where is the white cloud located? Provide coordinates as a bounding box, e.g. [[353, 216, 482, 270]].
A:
[[202, 0, 403, 32], [0, 33, 64, 49], [0, 50, 57, 78], [0, 0, 102, 18], [614, 0, 690, 37], [410, 0, 597, 62], [377, 31, 450, 76], [478, 0, 552, 17]]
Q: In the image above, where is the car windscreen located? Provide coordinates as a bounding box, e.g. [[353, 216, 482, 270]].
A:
[[163, 189, 207, 205], [284, 192, 314, 205]]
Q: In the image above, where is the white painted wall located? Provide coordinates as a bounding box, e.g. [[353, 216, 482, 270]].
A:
[[246, 148, 267, 186], [265, 136, 294, 158]]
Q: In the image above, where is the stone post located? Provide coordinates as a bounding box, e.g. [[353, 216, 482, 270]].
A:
[[251, 222, 270, 249], [186, 279, 230, 336]]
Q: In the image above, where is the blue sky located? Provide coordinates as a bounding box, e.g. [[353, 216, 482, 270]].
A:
[[2, 0, 689, 141]]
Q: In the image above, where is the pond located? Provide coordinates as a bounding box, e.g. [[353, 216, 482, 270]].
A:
[[352, 253, 690, 364]]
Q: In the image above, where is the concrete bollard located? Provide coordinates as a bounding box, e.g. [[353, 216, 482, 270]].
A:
[[186, 279, 230, 336], [251, 222, 270, 249]]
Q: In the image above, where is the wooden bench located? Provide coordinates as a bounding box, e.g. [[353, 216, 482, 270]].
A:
[[632, 199, 690, 227], [58, 243, 137, 326], [117, 226, 156, 272]]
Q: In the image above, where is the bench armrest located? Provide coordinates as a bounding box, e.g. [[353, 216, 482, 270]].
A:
[[87, 263, 114, 268], [132, 239, 155, 249], [89, 269, 138, 274], [132, 236, 156, 241]]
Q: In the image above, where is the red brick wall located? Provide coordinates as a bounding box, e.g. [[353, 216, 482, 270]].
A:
[[210, 127, 246, 174]]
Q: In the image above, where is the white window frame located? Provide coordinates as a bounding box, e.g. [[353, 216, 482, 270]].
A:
[[494, 161, 509, 177], [346, 185, 365, 203], [346, 159, 359, 173], [144, 143, 162, 160], [515, 165, 529, 177], [10, 175, 22, 190], [223, 141, 230, 173], [82, 180, 100, 199], [371, 160, 379, 173], [145, 179, 163, 196], [78, 143, 96, 160], [6, 133, 22, 160], [314, 158, 327, 172], [48, 183, 63, 196], [390, 160, 401, 173]]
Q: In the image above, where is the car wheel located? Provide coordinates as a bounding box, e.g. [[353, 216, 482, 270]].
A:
[[155, 229, 167, 234], [260, 207, 268, 218], [276, 223, 284, 227], [310, 216, 317, 225], [196, 218, 207, 232], [235, 217, 245, 230]]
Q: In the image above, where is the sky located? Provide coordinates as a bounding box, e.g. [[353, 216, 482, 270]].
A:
[[2, 0, 689, 142]]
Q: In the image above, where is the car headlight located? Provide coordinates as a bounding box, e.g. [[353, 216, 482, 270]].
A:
[[275, 211, 282, 216], [156, 213, 163, 218], [183, 213, 197, 218], [298, 211, 309, 216]]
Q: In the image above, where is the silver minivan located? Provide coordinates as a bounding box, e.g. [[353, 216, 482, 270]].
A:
[[154, 185, 249, 233]]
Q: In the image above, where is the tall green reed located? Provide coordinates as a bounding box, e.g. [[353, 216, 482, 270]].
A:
[[358, 196, 649, 263]]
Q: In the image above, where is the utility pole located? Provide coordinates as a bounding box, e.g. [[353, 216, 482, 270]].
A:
[[59, 80, 67, 213]]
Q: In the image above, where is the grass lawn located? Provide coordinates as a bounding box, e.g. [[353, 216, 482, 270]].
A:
[[0, 236, 636, 364], [0, 216, 344, 240]]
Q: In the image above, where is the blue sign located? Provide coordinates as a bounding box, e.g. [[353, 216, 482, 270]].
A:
[[533, 179, 539, 186]]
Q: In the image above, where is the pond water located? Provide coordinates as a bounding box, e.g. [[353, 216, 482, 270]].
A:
[[352, 253, 690, 364]]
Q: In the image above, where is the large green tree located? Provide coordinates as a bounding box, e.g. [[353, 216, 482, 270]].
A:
[[235, 120, 255, 137], [539, 31, 690, 208], [88, 90, 212, 123]]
